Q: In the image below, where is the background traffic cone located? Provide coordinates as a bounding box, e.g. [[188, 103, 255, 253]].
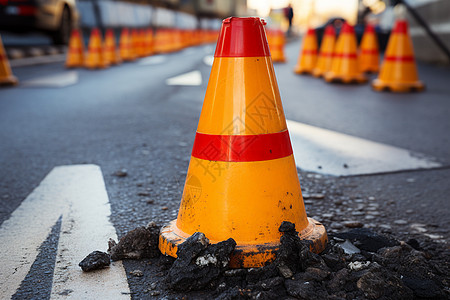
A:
[[0, 35, 18, 86], [324, 22, 367, 83], [65, 29, 84, 68], [159, 17, 327, 268], [104, 29, 121, 65], [268, 29, 286, 63], [144, 28, 154, 56], [85, 28, 109, 69], [294, 28, 318, 74], [372, 19, 425, 92], [119, 28, 135, 61], [313, 25, 336, 78], [359, 24, 379, 73]]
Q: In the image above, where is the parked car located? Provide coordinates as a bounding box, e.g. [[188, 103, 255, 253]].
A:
[[0, 0, 79, 44]]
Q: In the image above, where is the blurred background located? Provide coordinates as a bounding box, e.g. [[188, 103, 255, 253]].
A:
[[1, 0, 449, 63]]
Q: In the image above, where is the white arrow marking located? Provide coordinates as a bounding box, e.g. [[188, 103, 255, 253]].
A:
[[287, 120, 442, 176], [138, 55, 167, 65], [166, 70, 202, 86], [0, 165, 130, 299], [22, 71, 78, 88], [203, 55, 214, 66]]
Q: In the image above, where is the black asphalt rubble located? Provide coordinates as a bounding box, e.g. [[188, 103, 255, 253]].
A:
[[92, 221, 449, 299], [78, 251, 111, 272]]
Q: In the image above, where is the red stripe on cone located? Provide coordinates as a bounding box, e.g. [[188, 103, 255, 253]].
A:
[[214, 17, 270, 57], [384, 55, 414, 62], [333, 53, 358, 59], [192, 130, 293, 162]]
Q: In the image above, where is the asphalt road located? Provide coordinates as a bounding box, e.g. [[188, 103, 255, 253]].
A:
[[0, 40, 449, 298]]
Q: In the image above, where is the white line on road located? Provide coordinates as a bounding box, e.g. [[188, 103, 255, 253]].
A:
[[138, 55, 167, 65], [203, 55, 214, 66], [0, 165, 130, 299], [166, 70, 202, 86], [22, 71, 78, 88], [287, 120, 442, 176]]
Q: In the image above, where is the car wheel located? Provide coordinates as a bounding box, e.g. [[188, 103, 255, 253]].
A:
[[52, 7, 71, 45]]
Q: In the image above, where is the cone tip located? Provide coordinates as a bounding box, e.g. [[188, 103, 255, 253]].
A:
[[215, 17, 270, 57], [341, 22, 354, 34], [365, 24, 375, 33], [324, 25, 335, 36], [307, 28, 315, 35], [393, 20, 408, 34]]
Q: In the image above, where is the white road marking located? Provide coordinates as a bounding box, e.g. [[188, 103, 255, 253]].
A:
[[203, 55, 214, 66], [0, 165, 130, 299], [10, 54, 66, 68], [138, 55, 167, 65], [287, 120, 442, 176], [22, 71, 78, 88], [166, 70, 202, 86]]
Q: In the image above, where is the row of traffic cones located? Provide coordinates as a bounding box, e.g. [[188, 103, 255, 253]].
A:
[[66, 27, 220, 69], [293, 18, 424, 92]]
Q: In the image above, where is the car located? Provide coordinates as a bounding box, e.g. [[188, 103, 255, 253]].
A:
[[0, 0, 79, 45]]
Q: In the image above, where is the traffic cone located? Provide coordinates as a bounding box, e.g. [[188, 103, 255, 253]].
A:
[[268, 29, 286, 63], [65, 29, 84, 68], [144, 28, 154, 56], [312, 25, 336, 78], [324, 22, 367, 83], [85, 28, 109, 69], [372, 19, 425, 92], [104, 29, 121, 65], [0, 35, 18, 86], [119, 28, 136, 62], [359, 24, 379, 73], [294, 28, 318, 74], [159, 17, 327, 268]]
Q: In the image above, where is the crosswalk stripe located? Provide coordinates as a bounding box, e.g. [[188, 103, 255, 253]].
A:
[[0, 165, 130, 299]]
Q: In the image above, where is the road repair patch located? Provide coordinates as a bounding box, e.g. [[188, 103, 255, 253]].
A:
[[0, 165, 130, 299], [287, 120, 442, 176]]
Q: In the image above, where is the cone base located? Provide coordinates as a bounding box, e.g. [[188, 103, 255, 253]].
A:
[[294, 66, 314, 75], [0, 75, 18, 86], [159, 218, 327, 268], [372, 79, 425, 93], [361, 67, 379, 74], [324, 72, 368, 84], [312, 68, 325, 78]]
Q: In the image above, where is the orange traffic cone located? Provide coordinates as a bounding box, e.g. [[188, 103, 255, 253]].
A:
[[372, 19, 425, 92], [359, 24, 379, 73], [324, 22, 367, 83], [119, 28, 135, 62], [159, 17, 327, 268], [144, 28, 154, 56], [313, 25, 336, 78], [268, 29, 286, 63], [104, 29, 121, 65], [0, 35, 18, 86], [294, 28, 318, 74], [65, 29, 84, 68], [85, 28, 109, 69]]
